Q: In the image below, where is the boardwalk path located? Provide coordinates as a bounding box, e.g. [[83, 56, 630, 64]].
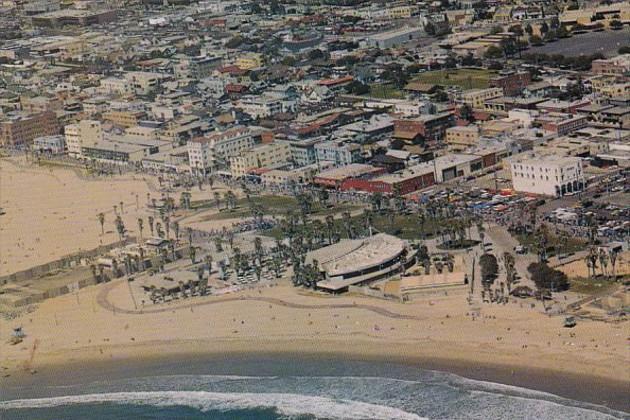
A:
[[96, 281, 421, 320]]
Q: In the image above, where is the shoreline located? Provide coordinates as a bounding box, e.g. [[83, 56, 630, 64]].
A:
[[2, 338, 629, 413]]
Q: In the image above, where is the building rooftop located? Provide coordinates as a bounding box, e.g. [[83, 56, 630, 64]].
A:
[[316, 163, 379, 181], [307, 233, 407, 287]]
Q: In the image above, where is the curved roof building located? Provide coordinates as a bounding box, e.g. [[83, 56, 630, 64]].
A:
[[306, 233, 412, 293]]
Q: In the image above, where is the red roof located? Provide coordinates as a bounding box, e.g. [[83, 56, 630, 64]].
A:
[[317, 75, 353, 86], [226, 84, 248, 93], [295, 112, 341, 135], [219, 65, 247, 76]]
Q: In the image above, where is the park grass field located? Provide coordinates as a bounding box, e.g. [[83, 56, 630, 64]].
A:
[[195, 195, 362, 222], [568, 276, 620, 295], [368, 83, 406, 99], [515, 231, 586, 257], [262, 212, 458, 241], [413, 68, 498, 90]]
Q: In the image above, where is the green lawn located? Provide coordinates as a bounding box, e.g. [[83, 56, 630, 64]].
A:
[[413, 68, 497, 90], [195, 195, 361, 222], [569, 277, 619, 295], [516, 232, 587, 257], [262, 211, 459, 241], [368, 83, 406, 99]]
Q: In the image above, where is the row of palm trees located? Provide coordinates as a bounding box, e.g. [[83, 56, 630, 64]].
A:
[[584, 246, 620, 281]]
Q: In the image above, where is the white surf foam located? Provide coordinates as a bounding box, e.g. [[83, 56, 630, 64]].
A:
[[0, 391, 426, 420]]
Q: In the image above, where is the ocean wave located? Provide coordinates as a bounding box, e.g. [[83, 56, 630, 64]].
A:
[[0, 391, 426, 420]]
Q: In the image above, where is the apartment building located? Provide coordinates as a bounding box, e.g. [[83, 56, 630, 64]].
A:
[[509, 154, 585, 197], [124, 72, 169, 95], [537, 113, 588, 136], [230, 141, 291, 177], [238, 96, 284, 119], [489, 71, 531, 96], [187, 127, 256, 174], [64, 120, 104, 158], [461, 88, 503, 109], [314, 140, 362, 166], [234, 53, 263, 70], [394, 112, 455, 143], [102, 110, 147, 128], [99, 77, 131, 96], [590, 76, 630, 98], [446, 125, 480, 151], [592, 54, 630, 76], [32, 135, 65, 154], [0, 111, 60, 147]]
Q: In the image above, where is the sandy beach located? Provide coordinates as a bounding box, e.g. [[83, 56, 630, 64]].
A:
[[1, 279, 628, 411], [0, 160, 628, 413], [0, 159, 154, 276]]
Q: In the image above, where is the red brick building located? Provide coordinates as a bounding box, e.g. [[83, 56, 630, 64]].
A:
[[394, 112, 455, 143], [0, 111, 60, 147], [341, 164, 436, 195], [538, 113, 588, 136], [489, 71, 531, 96]]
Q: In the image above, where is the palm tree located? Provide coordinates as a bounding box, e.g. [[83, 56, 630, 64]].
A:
[[115, 215, 126, 241], [254, 237, 264, 263], [155, 222, 164, 238], [120, 201, 124, 214], [225, 191, 237, 210], [342, 211, 353, 239], [416, 210, 426, 239], [189, 246, 197, 264], [233, 247, 243, 275], [111, 258, 119, 278], [173, 221, 180, 241], [205, 253, 213, 274], [271, 255, 282, 278], [97, 212, 105, 235], [608, 248, 619, 281], [371, 192, 383, 213], [585, 247, 598, 279], [137, 218, 144, 240], [214, 236, 223, 252], [180, 191, 192, 210], [325, 215, 335, 244], [213, 191, 221, 209], [363, 209, 374, 236], [317, 188, 329, 207], [138, 247, 145, 271], [164, 215, 171, 239], [598, 248, 609, 279], [148, 216, 155, 236]]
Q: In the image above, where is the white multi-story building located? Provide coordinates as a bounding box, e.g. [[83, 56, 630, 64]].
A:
[[64, 120, 103, 157], [238, 96, 284, 119], [509, 154, 585, 197], [187, 127, 256, 174], [314, 140, 362, 166], [32, 135, 65, 154], [229, 141, 291, 177], [98, 77, 131, 96]]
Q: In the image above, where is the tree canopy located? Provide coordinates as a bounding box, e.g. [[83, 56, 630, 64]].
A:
[[527, 262, 569, 292]]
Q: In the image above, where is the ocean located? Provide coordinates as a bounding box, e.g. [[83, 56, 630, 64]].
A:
[[1, 357, 627, 419]]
